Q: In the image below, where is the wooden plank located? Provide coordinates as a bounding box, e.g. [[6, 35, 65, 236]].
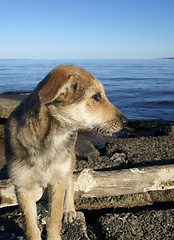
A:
[[0, 165, 174, 208], [74, 165, 174, 198]]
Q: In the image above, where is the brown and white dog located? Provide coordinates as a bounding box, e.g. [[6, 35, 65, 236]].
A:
[[5, 65, 127, 240]]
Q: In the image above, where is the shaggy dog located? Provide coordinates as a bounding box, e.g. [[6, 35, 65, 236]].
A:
[[5, 65, 127, 240]]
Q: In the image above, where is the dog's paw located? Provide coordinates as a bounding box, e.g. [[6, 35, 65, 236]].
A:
[[63, 210, 77, 224]]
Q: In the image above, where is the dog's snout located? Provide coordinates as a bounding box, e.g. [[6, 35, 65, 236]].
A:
[[121, 115, 128, 127]]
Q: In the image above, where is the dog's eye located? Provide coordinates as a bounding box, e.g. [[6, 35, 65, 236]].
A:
[[92, 93, 102, 102]]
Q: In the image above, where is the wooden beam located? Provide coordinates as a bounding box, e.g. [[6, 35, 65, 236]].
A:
[[0, 164, 174, 208], [74, 165, 174, 198]]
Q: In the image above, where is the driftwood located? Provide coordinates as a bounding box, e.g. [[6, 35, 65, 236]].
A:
[[74, 165, 174, 198], [0, 164, 174, 208]]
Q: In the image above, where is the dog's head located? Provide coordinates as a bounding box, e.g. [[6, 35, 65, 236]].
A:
[[38, 65, 127, 136]]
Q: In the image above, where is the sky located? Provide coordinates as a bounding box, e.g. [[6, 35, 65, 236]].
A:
[[1, 0, 174, 59]]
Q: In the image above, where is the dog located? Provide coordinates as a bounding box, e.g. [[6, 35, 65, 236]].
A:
[[5, 65, 127, 240]]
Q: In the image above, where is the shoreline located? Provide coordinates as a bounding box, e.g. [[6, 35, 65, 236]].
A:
[[0, 92, 29, 100]]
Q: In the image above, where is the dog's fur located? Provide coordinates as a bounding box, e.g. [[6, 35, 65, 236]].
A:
[[5, 65, 127, 240]]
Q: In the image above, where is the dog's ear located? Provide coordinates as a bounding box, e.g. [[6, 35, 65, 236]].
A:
[[39, 71, 78, 104]]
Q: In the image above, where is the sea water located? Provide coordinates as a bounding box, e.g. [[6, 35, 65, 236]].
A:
[[0, 59, 174, 121]]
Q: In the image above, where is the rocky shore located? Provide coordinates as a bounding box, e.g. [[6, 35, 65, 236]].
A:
[[0, 94, 174, 239]]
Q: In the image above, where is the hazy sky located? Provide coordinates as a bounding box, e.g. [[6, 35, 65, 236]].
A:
[[1, 0, 174, 59]]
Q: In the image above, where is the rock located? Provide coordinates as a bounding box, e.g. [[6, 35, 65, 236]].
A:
[[97, 208, 174, 239], [75, 153, 127, 172], [61, 211, 89, 240], [127, 120, 174, 137], [149, 189, 174, 203], [75, 192, 153, 211], [170, 125, 174, 136], [0, 203, 89, 240], [0, 96, 21, 119], [75, 134, 100, 160], [128, 120, 164, 129], [1, 202, 174, 240], [106, 135, 174, 166], [163, 125, 174, 137], [0, 232, 22, 240], [98, 212, 144, 239]]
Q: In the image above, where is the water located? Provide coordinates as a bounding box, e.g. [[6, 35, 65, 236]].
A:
[[0, 59, 174, 121]]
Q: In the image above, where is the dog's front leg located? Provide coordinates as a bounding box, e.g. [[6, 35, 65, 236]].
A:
[[16, 188, 41, 240], [63, 151, 76, 223], [47, 179, 66, 240], [63, 170, 76, 223]]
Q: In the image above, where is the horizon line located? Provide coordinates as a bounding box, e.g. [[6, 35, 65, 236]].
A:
[[0, 57, 172, 61]]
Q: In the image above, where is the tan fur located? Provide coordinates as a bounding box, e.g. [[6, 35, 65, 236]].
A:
[[5, 65, 127, 240]]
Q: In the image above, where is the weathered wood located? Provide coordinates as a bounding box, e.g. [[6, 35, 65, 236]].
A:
[[0, 165, 174, 208], [0, 179, 17, 207], [74, 165, 174, 198]]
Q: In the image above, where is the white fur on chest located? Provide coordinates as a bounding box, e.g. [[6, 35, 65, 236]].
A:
[[34, 132, 72, 185], [11, 132, 73, 189], [33, 156, 71, 187]]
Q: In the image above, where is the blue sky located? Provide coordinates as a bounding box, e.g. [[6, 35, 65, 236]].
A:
[[1, 0, 174, 59]]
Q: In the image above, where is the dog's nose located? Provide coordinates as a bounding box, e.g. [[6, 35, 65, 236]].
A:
[[121, 115, 128, 127]]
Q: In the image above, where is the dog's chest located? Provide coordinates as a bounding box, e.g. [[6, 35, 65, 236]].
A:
[[32, 133, 73, 185]]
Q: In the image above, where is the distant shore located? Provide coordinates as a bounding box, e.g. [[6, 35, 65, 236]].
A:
[[0, 91, 30, 99], [159, 57, 174, 59]]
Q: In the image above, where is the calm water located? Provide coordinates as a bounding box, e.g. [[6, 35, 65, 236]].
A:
[[0, 59, 174, 121]]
